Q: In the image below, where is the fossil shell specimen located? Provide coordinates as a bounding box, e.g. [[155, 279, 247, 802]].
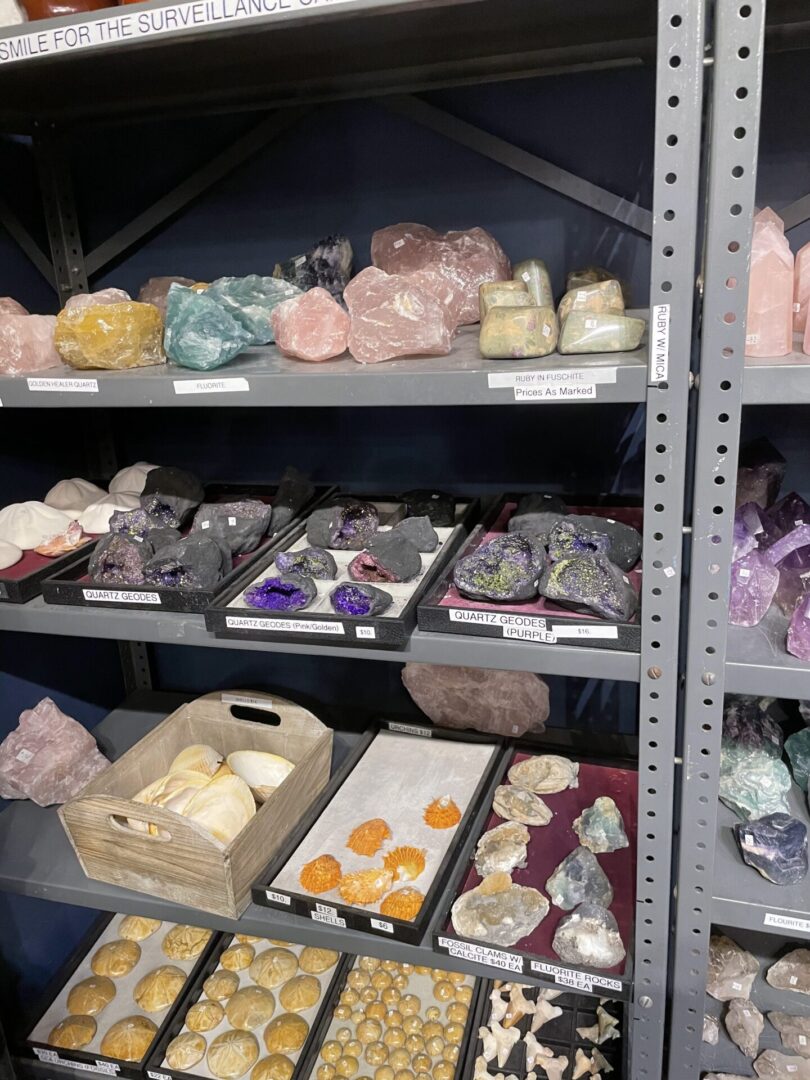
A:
[[339, 868, 395, 905], [0, 501, 73, 549], [166, 1032, 207, 1070], [300, 854, 343, 893], [67, 975, 115, 1016], [100, 1015, 158, 1061], [507, 755, 579, 794], [163, 925, 212, 960], [300, 947, 340, 974], [91, 939, 141, 978], [253, 1054, 296, 1080], [133, 965, 186, 1011], [279, 974, 321, 1013], [474, 822, 530, 876], [222, 943, 256, 971], [226, 986, 277, 1030], [492, 785, 553, 827], [348, 819, 392, 856], [170, 743, 223, 777], [45, 478, 108, 517], [205, 969, 240, 1000], [118, 915, 162, 941], [183, 774, 256, 844], [49, 1014, 96, 1049], [383, 846, 427, 882], [250, 948, 299, 990], [380, 887, 425, 921], [263, 1013, 310, 1054], [450, 872, 549, 947], [208, 1029, 260, 1079], [186, 998, 225, 1031], [423, 796, 462, 829], [227, 750, 295, 802]]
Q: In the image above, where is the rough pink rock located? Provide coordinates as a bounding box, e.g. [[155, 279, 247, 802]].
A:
[[794, 241, 810, 335], [137, 276, 195, 317], [0, 314, 61, 375], [64, 288, 131, 312], [746, 208, 794, 359], [401, 663, 550, 737], [344, 266, 453, 364], [271, 286, 350, 362], [371, 222, 510, 325], [404, 267, 465, 332], [0, 297, 28, 316], [0, 697, 109, 806]]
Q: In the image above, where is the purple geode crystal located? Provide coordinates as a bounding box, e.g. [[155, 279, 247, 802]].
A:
[[330, 582, 392, 616], [769, 491, 810, 536], [143, 535, 229, 590], [306, 501, 379, 551], [736, 437, 786, 509], [773, 566, 809, 615], [349, 533, 422, 584], [538, 553, 638, 621], [88, 532, 151, 585], [275, 547, 337, 580], [733, 813, 808, 885], [722, 696, 784, 758], [453, 533, 545, 602], [788, 594, 810, 661], [547, 519, 612, 562], [140, 466, 204, 528], [244, 572, 317, 611], [109, 507, 161, 539], [764, 523, 810, 573], [729, 550, 779, 626], [733, 502, 767, 562]]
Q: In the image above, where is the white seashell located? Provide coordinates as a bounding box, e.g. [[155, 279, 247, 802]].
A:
[[0, 540, 22, 570], [127, 770, 208, 834], [109, 462, 158, 495], [78, 493, 140, 534], [0, 502, 73, 549], [226, 750, 295, 803], [169, 744, 223, 777], [44, 478, 108, 516], [182, 774, 256, 845]]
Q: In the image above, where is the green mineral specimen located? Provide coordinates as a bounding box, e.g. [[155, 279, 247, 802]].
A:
[[479, 305, 559, 359], [559, 311, 645, 354], [719, 743, 792, 820], [513, 259, 554, 307], [478, 281, 531, 321], [558, 279, 625, 323], [573, 796, 629, 853], [206, 274, 302, 345], [164, 285, 252, 371], [786, 728, 810, 791]]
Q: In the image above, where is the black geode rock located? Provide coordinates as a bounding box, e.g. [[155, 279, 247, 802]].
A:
[[349, 533, 422, 584], [539, 553, 638, 621], [733, 813, 808, 885], [191, 500, 273, 556], [275, 546, 337, 580], [453, 533, 545, 602], [146, 527, 181, 553], [143, 535, 230, 590], [306, 501, 379, 550], [391, 516, 439, 553], [547, 520, 612, 562], [141, 466, 205, 527], [566, 514, 642, 571], [271, 465, 316, 534], [401, 490, 455, 527], [89, 532, 153, 586], [508, 493, 569, 539]]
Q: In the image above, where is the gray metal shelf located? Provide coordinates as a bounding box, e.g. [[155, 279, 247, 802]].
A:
[[726, 610, 810, 698], [743, 354, 810, 404], [0, 324, 649, 408], [0, 596, 643, 680]]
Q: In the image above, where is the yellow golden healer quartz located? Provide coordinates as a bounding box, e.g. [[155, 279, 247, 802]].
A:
[[54, 301, 165, 370]]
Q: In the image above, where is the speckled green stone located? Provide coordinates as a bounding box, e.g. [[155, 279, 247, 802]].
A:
[[513, 259, 554, 308], [478, 280, 530, 322], [558, 279, 625, 323], [479, 306, 559, 359], [559, 312, 645, 354]]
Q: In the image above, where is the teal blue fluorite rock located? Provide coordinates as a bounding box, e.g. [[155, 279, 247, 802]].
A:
[[206, 274, 301, 345], [719, 743, 792, 820], [164, 285, 251, 371], [786, 728, 810, 791]]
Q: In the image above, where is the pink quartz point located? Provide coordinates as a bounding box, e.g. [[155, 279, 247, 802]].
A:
[[0, 697, 109, 806], [0, 314, 61, 375], [371, 222, 510, 325], [270, 286, 350, 362], [64, 288, 131, 312], [746, 208, 794, 359], [0, 297, 28, 316], [344, 266, 453, 364], [794, 241, 810, 335]]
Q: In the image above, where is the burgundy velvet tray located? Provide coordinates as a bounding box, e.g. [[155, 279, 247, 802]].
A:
[[418, 499, 643, 652], [0, 535, 97, 604], [434, 748, 637, 998]]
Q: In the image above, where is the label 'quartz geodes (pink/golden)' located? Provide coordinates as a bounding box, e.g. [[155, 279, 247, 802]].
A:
[[270, 287, 350, 362]]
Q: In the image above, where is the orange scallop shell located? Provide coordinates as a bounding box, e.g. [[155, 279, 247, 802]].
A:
[[338, 868, 394, 905], [382, 845, 427, 882], [379, 887, 425, 921], [423, 796, 462, 829], [347, 818, 392, 856], [299, 854, 342, 893]]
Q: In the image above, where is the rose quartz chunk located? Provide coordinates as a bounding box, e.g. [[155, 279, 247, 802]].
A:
[[64, 288, 131, 312], [796, 241, 810, 336], [371, 222, 510, 325], [138, 276, 195, 317], [746, 207, 794, 359], [271, 286, 350, 362], [344, 266, 453, 364], [0, 297, 28, 316], [0, 314, 61, 375], [0, 697, 109, 806], [405, 267, 465, 332]]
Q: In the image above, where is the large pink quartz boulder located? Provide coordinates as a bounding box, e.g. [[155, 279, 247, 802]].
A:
[[344, 266, 453, 364], [64, 288, 131, 312], [0, 297, 28, 316], [746, 207, 794, 359], [371, 222, 510, 325], [0, 697, 109, 806], [271, 286, 350, 362], [0, 314, 61, 375], [401, 663, 550, 737]]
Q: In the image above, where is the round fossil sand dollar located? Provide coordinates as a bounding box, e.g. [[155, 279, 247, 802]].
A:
[[279, 974, 320, 1013], [250, 948, 298, 990], [264, 1013, 309, 1055], [226, 986, 276, 1031], [163, 925, 212, 960], [207, 1029, 260, 1079], [100, 1015, 158, 1061], [186, 999, 225, 1032], [67, 975, 115, 1016], [118, 915, 162, 941], [300, 947, 340, 975], [134, 965, 186, 1012], [222, 944, 256, 971], [49, 1015, 96, 1049], [166, 1032, 207, 1070], [91, 939, 141, 978], [205, 969, 240, 1001], [252, 1054, 295, 1080]]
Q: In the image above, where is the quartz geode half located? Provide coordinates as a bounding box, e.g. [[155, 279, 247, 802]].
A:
[[307, 502, 379, 551], [453, 534, 544, 603], [244, 573, 317, 612]]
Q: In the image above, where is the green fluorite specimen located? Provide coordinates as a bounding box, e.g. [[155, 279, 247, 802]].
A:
[[573, 796, 629, 853], [546, 846, 613, 910], [164, 285, 251, 371], [785, 728, 810, 791], [719, 743, 792, 820], [206, 274, 301, 345], [559, 311, 645, 354]]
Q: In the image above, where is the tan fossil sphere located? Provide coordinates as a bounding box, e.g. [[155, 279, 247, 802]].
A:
[[415, 967, 431, 976], [405, 1035, 425, 1056], [345, 1040, 363, 1060], [375, 1068, 394, 1080], [300, 948, 339, 975], [205, 970, 240, 1001], [393, 974, 409, 991], [384, 1011, 403, 1030], [163, 925, 212, 961], [416, 1072, 432, 1080], [250, 948, 298, 990], [402, 1017, 422, 1036], [166, 1032, 207, 1070], [359, 957, 381, 973], [353, 1009, 368, 1026], [371, 971, 392, 992], [445, 973, 466, 987], [252, 1054, 295, 1080], [433, 1063, 454, 1080], [264, 1014, 309, 1055], [226, 987, 276, 1031], [134, 965, 186, 1012], [366, 1003, 387, 1022], [360, 988, 378, 1005], [445, 1004, 467, 1025], [321, 1041, 343, 1064], [334, 1005, 353, 1021], [118, 915, 162, 942], [383, 1028, 406, 1049], [348, 970, 371, 990], [381, 961, 398, 973], [441, 1046, 458, 1065], [388, 1049, 411, 1071], [400, 995, 420, 1017], [432, 983, 453, 1003], [382, 988, 401, 1006], [357, 1020, 383, 1045], [236, 934, 263, 944], [207, 1029, 260, 1079], [421, 1022, 442, 1041], [336, 1057, 360, 1078], [317, 1066, 337, 1080], [453, 986, 472, 1006], [425, 1008, 441, 1022], [100, 1015, 158, 1061], [412, 1054, 431, 1073], [443, 1025, 464, 1047], [91, 939, 141, 978], [49, 1015, 96, 1049], [336, 1028, 352, 1046], [393, 1070, 414, 1080], [425, 1037, 444, 1058], [186, 999, 225, 1032], [365, 1042, 388, 1066], [67, 975, 115, 1016], [222, 944, 256, 972], [341, 989, 360, 1007]]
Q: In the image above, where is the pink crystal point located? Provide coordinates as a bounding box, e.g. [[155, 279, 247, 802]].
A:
[[271, 286, 350, 362], [0, 297, 28, 316], [746, 208, 794, 359], [344, 266, 453, 364], [0, 314, 61, 375], [788, 594, 810, 661], [794, 242, 810, 335], [64, 288, 131, 312], [371, 222, 510, 325]]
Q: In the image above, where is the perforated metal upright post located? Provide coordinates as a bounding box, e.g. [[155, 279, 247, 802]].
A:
[[33, 122, 88, 301], [667, 1, 766, 1075]]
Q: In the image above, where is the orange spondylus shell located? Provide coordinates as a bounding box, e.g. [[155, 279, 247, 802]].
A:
[[382, 846, 426, 882], [338, 868, 394, 905], [299, 854, 342, 893], [380, 887, 425, 921], [347, 819, 391, 856], [423, 796, 461, 829]]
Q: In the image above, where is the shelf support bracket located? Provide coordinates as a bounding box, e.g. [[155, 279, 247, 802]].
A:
[[0, 194, 55, 288], [780, 192, 810, 232], [118, 641, 153, 693], [381, 95, 652, 237], [33, 123, 89, 302]]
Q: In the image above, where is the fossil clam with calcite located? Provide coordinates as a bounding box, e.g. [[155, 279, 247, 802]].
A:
[[451, 871, 549, 947], [507, 754, 579, 794], [492, 784, 552, 826]]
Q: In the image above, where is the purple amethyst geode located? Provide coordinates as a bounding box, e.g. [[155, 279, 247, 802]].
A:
[[109, 507, 162, 539], [539, 553, 638, 621], [88, 532, 152, 586], [453, 533, 545, 602], [274, 547, 337, 580], [143, 535, 229, 590], [722, 696, 784, 758], [244, 572, 317, 611], [733, 813, 808, 885], [330, 582, 392, 616], [547, 519, 612, 562], [306, 501, 379, 551], [190, 499, 273, 556]]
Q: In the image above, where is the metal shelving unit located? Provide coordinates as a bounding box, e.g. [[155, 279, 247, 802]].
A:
[[0, 2, 708, 1077]]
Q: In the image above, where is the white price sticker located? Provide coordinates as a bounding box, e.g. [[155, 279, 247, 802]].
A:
[[738, 569, 751, 579], [27, 376, 98, 393], [551, 624, 619, 640], [265, 890, 291, 906], [387, 722, 431, 738], [221, 693, 274, 709], [584, 318, 598, 329], [746, 333, 760, 345], [370, 918, 394, 933], [663, 566, 676, 578], [356, 626, 376, 639], [436, 936, 523, 973], [650, 303, 670, 383], [15, 748, 34, 764], [311, 910, 346, 928], [82, 588, 161, 604], [173, 377, 249, 395], [576, 290, 588, 302], [148, 1072, 171, 1080], [228, 516, 237, 526]]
